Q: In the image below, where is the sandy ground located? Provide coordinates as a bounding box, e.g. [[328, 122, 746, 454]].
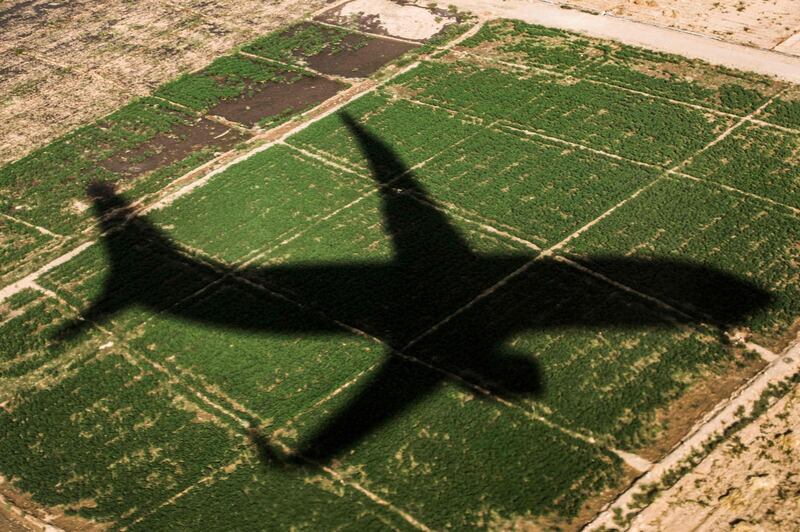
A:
[[0, 0, 330, 166], [631, 378, 800, 531], [570, 0, 800, 55], [445, 0, 800, 83]]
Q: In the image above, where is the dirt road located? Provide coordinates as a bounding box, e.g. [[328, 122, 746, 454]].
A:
[[446, 0, 800, 83]]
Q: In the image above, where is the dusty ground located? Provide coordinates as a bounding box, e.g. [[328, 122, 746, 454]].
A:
[[631, 378, 800, 531], [0, 0, 330, 166], [569, 0, 800, 55]]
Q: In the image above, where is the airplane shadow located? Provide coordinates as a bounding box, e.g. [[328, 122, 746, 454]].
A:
[[56, 112, 772, 466]]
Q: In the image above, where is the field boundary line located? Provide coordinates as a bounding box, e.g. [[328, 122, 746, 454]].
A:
[[236, 50, 354, 87], [451, 47, 800, 136], [673, 90, 785, 171], [0, 213, 62, 238], [402, 175, 664, 351], [402, 93, 800, 224], [0, 486, 65, 532], [667, 171, 800, 217], [0, 242, 93, 305], [121, 453, 250, 531], [311, 18, 423, 46], [584, 337, 800, 530], [73, 302, 431, 531]]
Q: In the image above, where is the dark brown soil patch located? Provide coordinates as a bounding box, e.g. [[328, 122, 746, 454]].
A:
[[208, 75, 346, 127], [99, 117, 247, 177], [305, 33, 417, 77]]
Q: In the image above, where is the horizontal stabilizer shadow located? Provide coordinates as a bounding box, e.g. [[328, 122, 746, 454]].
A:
[[55, 111, 773, 466]]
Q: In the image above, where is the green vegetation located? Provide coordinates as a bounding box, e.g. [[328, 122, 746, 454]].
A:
[[685, 123, 800, 209], [146, 145, 369, 262], [288, 92, 482, 172], [0, 217, 55, 277], [242, 21, 367, 66], [283, 360, 623, 528], [564, 178, 800, 345], [416, 264, 740, 448], [128, 459, 406, 530], [0, 353, 242, 525], [415, 126, 659, 245], [154, 54, 306, 112], [761, 93, 800, 129], [0, 97, 213, 234], [1, 14, 799, 531], [459, 19, 781, 114]]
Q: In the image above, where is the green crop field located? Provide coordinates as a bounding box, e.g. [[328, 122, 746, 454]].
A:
[[0, 14, 798, 531]]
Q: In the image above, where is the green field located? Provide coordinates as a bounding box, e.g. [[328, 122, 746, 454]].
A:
[[1, 15, 799, 531]]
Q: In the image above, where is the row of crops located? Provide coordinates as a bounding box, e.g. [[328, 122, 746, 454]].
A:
[[458, 19, 785, 116]]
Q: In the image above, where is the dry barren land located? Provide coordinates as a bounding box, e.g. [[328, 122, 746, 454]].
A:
[[570, 0, 800, 55], [0, 0, 328, 166]]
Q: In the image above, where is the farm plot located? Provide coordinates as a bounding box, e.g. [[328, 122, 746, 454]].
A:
[[0, 97, 242, 235], [0, 352, 244, 528], [389, 60, 734, 167], [563, 178, 800, 351], [145, 144, 371, 263], [409, 126, 659, 247], [458, 19, 785, 115], [240, 188, 533, 346], [127, 457, 409, 531], [408, 262, 760, 453], [275, 356, 625, 530], [0, 289, 97, 402], [287, 91, 483, 173], [760, 86, 800, 129], [0, 216, 58, 279], [684, 123, 800, 209], [154, 53, 347, 128], [242, 21, 418, 78], [2, 13, 800, 532]]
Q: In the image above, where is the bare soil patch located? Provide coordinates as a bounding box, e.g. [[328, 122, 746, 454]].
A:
[[305, 34, 417, 77], [99, 118, 248, 177], [631, 378, 800, 531], [209, 75, 346, 126], [315, 0, 460, 42]]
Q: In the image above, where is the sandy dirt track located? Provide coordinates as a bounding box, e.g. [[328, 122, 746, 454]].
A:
[[630, 373, 800, 531], [571, 0, 800, 55], [0, 0, 329, 166], [446, 0, 800, 83]]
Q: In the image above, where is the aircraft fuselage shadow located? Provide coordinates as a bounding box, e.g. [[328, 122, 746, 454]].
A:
[[57, 112, 773, 466]]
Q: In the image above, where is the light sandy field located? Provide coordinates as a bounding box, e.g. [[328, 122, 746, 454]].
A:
[[570, 0, 800, 54], [0, 0, 329, 166], [631, 374, 800, 531]]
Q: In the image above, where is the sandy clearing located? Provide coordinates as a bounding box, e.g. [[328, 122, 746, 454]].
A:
[[444, 0, 800, 83], [629, 376, 800, 531], [569, 0, 800, 54], [585, 337, 800, 530], [338, 0, 454, 41]]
